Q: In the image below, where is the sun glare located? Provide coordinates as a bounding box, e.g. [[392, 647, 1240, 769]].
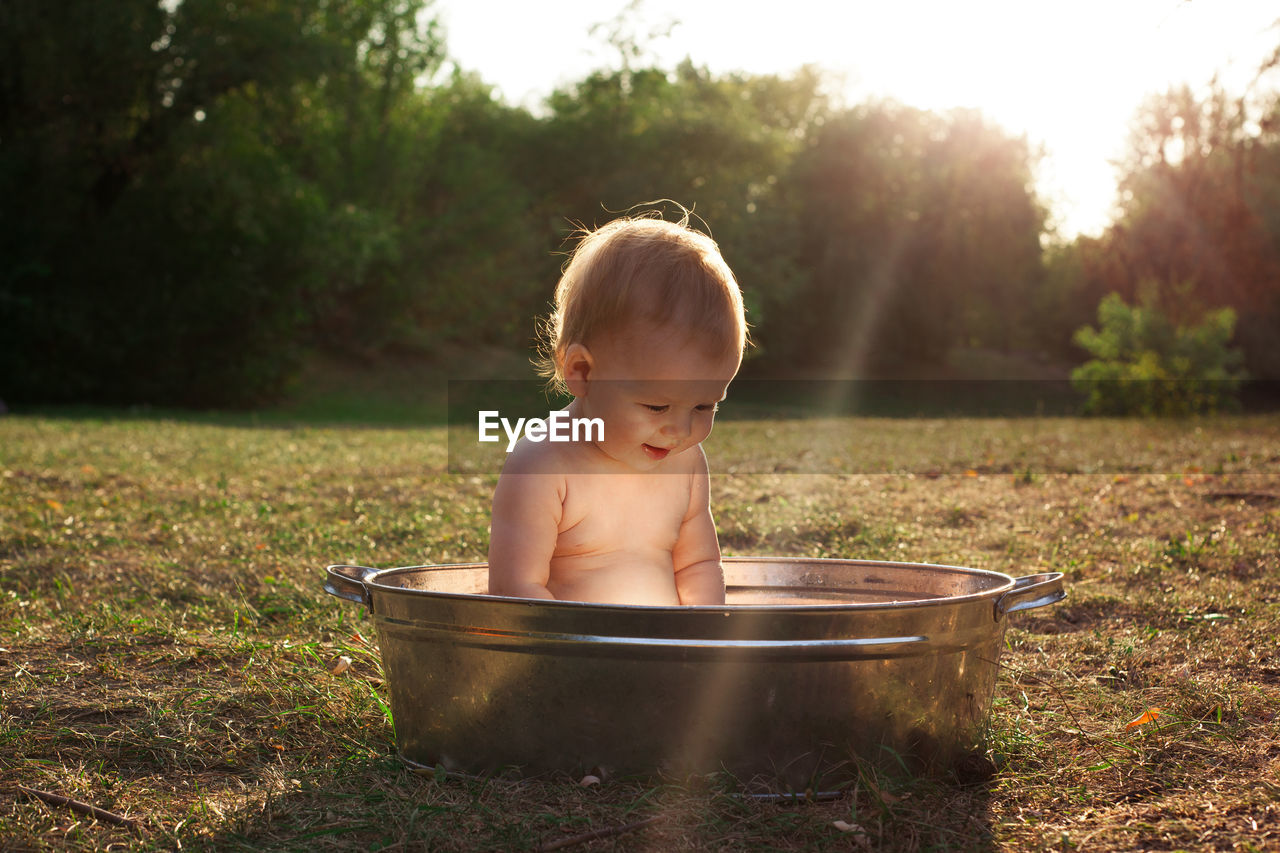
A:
[[721, 1, 1278, 238], [679, 0, 1277, 238], [843, 2, 1155, 238], [442, 0, 1279, 239]]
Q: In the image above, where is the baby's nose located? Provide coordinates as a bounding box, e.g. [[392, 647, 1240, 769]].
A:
[[662, 410, 694, 439]]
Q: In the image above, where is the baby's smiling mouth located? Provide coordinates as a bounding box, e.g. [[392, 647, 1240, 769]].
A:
[[642, 443, 671, 460]]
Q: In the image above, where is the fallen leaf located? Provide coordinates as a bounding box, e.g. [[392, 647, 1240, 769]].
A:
[[964, 469, 979, 478], [578, 774, 600, 787], [330, 655, 353, 675], [833, 820, 868, 836], [45, 499, 63, 511], [1125, 707, 1162, 730], [255, 543, 268, 550], [1113, 474, 1129, 484]]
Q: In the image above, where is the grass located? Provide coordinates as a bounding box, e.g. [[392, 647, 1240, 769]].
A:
[[2, 410, 1279, 850]]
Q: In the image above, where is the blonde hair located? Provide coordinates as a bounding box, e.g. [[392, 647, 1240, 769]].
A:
[[536, 213, 748, 390]]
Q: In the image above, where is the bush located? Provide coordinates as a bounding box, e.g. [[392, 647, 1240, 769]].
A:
[[1070, 290, 1247, 415]]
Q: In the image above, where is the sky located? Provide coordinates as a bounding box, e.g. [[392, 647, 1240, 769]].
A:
[[434, 0, 1279, 239]]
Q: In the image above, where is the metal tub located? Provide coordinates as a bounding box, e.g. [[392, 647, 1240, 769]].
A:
[[324, 557, 1064, 784]]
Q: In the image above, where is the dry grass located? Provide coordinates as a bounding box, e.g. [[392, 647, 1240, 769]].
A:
[[2, 413, 1278, 851]]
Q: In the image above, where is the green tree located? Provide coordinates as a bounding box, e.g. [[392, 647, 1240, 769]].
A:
[[0, 0, 448, 404], [780, 102, 1045, 374], [1082, 80, 1280, 379], [1070, 290, 1246, 415], [389, 71, 545, 350]]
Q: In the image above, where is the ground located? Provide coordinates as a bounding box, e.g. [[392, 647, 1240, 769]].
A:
[[1, 410, 1278, 851]]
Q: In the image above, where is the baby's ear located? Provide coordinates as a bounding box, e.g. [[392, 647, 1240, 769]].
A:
[[562, 343, 593, 397]]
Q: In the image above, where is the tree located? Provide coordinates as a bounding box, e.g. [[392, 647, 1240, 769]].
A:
[[1071, 290, 1246, 415], [779, 102, 1046, 374], [0, 0, 448, 404], [1090, 80, 1280, 379]]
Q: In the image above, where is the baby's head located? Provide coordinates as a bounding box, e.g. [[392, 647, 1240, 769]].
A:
[[538, 214, 748, 390]]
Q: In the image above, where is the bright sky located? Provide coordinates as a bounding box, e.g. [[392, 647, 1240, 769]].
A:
[[435, 0, 1278, 239]]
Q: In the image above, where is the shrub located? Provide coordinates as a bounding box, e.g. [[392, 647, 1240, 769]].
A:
[[1070, 290, 1247, 415]]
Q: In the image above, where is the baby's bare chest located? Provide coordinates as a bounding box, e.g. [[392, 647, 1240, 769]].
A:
[[556, 474, 691, 556]]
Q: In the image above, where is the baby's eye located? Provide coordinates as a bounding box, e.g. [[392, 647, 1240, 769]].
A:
[[696, 403, 719, 413], [642, 404, 669, 413]]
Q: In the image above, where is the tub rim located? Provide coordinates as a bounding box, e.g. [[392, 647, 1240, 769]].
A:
[[325, 556, 1064, 620]]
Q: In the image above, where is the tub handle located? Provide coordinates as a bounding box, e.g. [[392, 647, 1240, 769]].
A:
[[324, 564, 380, 612], [995, 572, 1065, 619]]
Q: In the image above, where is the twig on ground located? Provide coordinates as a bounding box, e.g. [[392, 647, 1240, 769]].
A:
[[1202, 490, 1280, 503], [16, 785, 141, 833], [537, 814, 663, 852]]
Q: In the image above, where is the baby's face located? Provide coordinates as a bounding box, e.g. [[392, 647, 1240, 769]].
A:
[[573, 324, 740, 471]]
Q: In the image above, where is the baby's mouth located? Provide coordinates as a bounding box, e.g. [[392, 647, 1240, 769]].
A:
[[642, 443, 671, 460]]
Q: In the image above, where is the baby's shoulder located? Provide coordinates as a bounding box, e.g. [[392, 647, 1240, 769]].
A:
[[499, 434, 580, 477], [492, 440, 570, 518], [675, 443, 710, 476]]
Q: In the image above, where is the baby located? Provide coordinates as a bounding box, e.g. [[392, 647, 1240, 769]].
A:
[[487, 215, 748, 606]]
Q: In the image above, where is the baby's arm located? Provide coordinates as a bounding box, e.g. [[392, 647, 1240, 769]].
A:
[[487, 448, 563, 600], [671, 447, 727, 606]]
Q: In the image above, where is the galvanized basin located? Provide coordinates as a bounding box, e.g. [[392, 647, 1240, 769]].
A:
[[324, 557, 1064, 784]]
